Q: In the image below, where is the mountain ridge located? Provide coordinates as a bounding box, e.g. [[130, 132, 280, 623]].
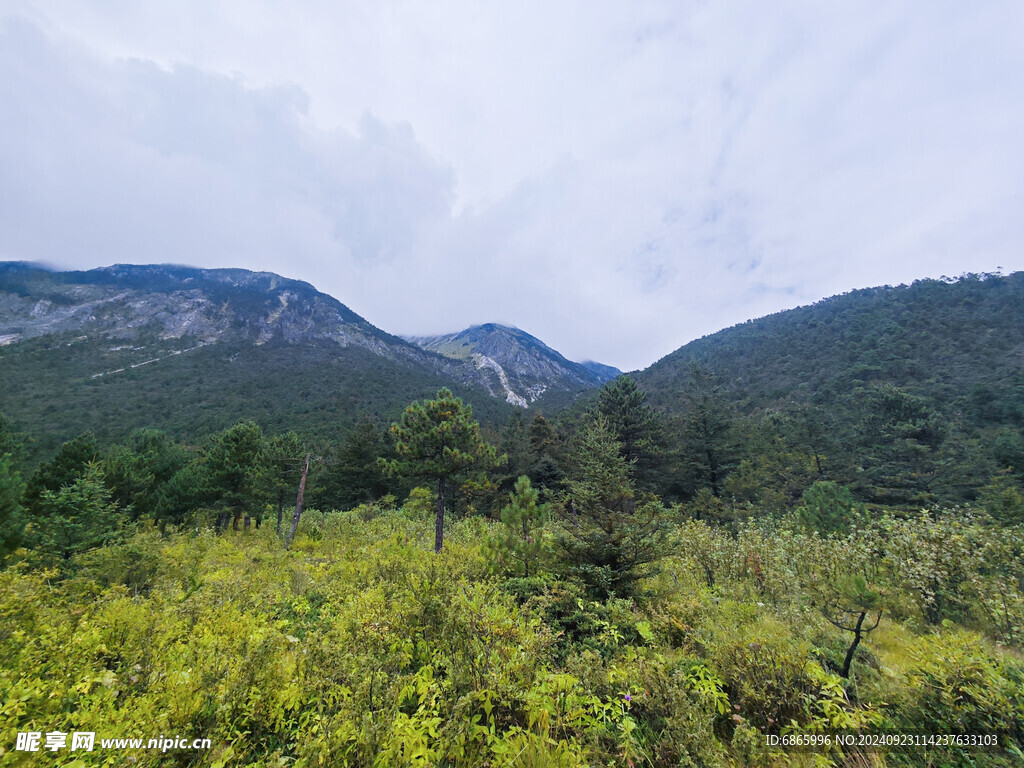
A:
[[632, 271, 1024, 431], [404, 323, 621, 407], [0, 262, 614, 455]]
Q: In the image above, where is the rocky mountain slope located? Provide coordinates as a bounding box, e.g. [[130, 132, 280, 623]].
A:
[[1, 262, 422, 359], [0, 263, 615, 455], [404, 324, 619, 407]]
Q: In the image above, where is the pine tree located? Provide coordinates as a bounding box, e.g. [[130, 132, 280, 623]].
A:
[[858, 384, 945, 505], [493, 475, 549, 577], [795, 480, 868, 535], [205, 420, 266, 531], [679, 370, 740, 499], [254, 431, 306, 534], [0, 454, 26, 557], [496, 411, 531, 495], [527, 413, 565, 495], [23, 433, 100, 514], [380, 388, 501, 553], [557, 416, 668, 599], [33, 463, 122, 562], [596, 376, 664, 491], [0, 412, 26, 467], [103, 429, 188, 521]]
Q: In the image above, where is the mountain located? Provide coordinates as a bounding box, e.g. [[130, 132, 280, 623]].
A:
[[578, 360, 622, 383], [635, 272, 1024, 427], [404, 324, 620, 408], [0, 263, 520, 456], [0, 263, 623, 457]]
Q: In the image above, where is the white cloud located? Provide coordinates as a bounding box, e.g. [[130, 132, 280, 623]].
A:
[[1, 3, 1023, 370]]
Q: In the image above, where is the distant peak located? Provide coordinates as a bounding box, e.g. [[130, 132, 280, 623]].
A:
[[470, 322, 520, 334]]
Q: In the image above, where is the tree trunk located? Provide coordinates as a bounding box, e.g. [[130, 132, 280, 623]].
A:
[[286, 453, 311, 549], [841, 611, 867, 678], [435, 477, 446, 553]]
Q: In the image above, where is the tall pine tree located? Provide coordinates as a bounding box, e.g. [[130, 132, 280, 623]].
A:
[[596, 376, 665, 491], [380, 389, 501, 553]]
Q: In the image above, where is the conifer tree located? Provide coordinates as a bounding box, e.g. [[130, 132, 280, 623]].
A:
[[380, 388, 501, 553], [557, 416, 668, 599], [858, 384, 945, 505], [254, 431, 306, 534], [679, 370, 740, 499], [493, 475, 549, 577], [0, 412, 26, 467], [0, 454, 25, 557], [205, 420, 265, 531], [33, 463, 122, 562], [103, 429, 188, 521], [596, 376, 664, 491], [795, 480, 868, 535], [527, 413, 565, 494], [335, 421, 391, 507], [23, 433, 100, 514]]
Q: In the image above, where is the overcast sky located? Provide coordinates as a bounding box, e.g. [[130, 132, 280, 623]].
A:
[[1, 2, 1022, 370]]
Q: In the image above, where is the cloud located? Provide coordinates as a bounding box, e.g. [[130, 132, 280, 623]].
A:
[[0, 16, 454, 277], [1, 4, 1023, 371]]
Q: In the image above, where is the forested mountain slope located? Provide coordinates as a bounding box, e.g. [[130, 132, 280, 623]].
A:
[[0, 263, 516, 457], [638, 272, 1024, 427], [627, 272, 1024, 508]]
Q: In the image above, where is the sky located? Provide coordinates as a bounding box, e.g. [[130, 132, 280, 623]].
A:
[[1, 2, 1022, 371]]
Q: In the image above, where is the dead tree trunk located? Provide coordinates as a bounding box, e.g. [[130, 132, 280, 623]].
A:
[[286, 452, 311, 549]]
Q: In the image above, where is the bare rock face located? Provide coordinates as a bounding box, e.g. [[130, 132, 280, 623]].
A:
[[0, 263, 390, 351]]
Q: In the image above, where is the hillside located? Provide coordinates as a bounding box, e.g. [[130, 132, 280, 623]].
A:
[[405, 324, 619, 407], [637, 272, 1024, 426], [616, 272, 1024, 507], [0, 263, 519, 457]]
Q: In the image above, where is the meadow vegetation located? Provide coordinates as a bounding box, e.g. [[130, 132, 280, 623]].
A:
[[1, 379, 1023, 766]]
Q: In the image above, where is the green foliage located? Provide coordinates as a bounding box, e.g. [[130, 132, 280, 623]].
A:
[[795, 480, 868, 535], [402, 486, 435, 519], [0, 329, 514, 465], [634, 273, 1024, 508], [556, 417, 669, 599], [884, 631, 1024, 766], [331, 419, 391, 509], [596, 375, 664, 491], [23, 432, 100, 514], [28, 463, 123, 563], [1, 497, 1023, 764], [487, 476, 551, 578], [4, 272, 1024, 764], [980, 469, 1024, 525], [102, 428, 188, 520], [526, 413, 565, 497], [381, 388, 502, 552], [253, 430, 306, 533], [0, 411, 27, 467], [676, 368, 741, 500], [0, 453, 26, 557]]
